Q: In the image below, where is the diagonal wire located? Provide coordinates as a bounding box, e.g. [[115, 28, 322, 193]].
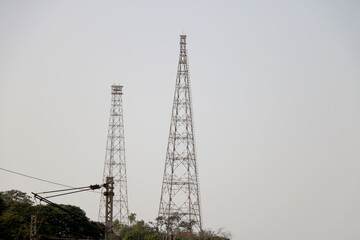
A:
[[45, 188, 97, 199], [0, 167, 101, 194], [0, 167, 73, 188], [36, 186, 94, 195]]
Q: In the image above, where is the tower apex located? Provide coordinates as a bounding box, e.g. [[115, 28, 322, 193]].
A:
[[111, 84, 123, 95], [180, 34, 187, 43]]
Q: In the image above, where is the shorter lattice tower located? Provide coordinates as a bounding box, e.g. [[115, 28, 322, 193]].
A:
[[158, 35, 202, 232], [99, 85, 129, 225]]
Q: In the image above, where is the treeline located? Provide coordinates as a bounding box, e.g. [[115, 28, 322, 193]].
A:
[[113, 214, 231, 240], [0, 190, 230, 239]]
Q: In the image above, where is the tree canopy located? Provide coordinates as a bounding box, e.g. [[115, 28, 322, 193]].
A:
[[0, 190, 103, 239]]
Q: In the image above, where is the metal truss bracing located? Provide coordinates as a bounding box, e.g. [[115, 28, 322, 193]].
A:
[[99, 85, 129, 225], [30, 215, 37, 240], [158, 35, 202, 232], [104, 177, 114, 240]]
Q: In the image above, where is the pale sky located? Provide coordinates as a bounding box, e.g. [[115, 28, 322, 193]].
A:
[[0, 0, 359, 239]]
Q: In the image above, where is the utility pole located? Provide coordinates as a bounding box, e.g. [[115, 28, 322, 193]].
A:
[[99, 85, 129, 225], [158, 35, 203, 234], [104, 177, 114, 240]]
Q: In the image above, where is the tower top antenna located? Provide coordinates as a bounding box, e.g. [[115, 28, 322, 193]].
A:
[[111, 84, 123, 95]]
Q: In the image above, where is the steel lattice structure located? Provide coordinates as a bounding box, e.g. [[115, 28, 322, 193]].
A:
[[158, 35, 202, 232], [99, 85, 129, 225]]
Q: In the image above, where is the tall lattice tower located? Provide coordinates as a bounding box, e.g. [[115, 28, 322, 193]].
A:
[[158, 35, 202, 232], [99, 84, 129, 225]]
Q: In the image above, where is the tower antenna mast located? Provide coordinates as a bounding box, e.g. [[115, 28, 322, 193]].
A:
[[99, 85, 129, 225], [158, 35, 202, 233]]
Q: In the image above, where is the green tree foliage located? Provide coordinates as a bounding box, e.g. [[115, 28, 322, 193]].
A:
[[34, 204, 103, 239], [0, 190, 103, 239], [117, 219, 158, 240], [0, 190, 34, 239], [112, 213, 230, 240], [128, 213, 137, 225]]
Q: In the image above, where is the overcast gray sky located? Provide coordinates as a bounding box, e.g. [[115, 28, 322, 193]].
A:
[[0, 0, 359, 239]]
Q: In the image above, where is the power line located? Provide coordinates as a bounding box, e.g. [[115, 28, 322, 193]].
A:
[[0, 167, 73, 188], [0, 167, 101, 194]]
